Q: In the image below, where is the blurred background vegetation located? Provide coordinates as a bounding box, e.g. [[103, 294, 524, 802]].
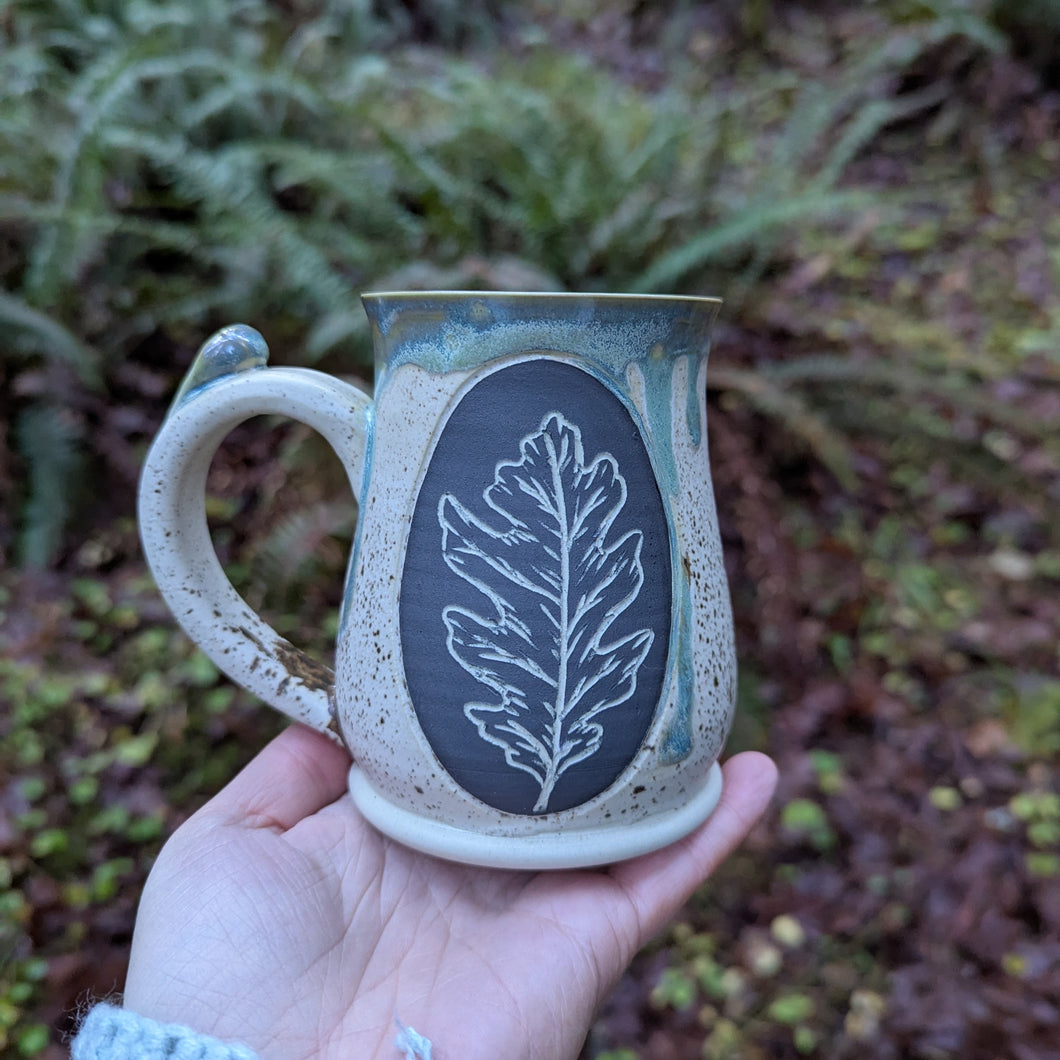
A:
[[1, 0, 1058, 1056]]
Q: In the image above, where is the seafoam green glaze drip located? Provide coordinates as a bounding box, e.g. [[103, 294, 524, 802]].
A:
[[660, 585, 697, 763], [635, 351, 708, 767], [170, 324, 269, 414], [686, 365, 704, 447], [635, 346, 681, 498]]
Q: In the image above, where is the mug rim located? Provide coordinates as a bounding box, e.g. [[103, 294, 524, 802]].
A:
[[361, 289, 722, 307]]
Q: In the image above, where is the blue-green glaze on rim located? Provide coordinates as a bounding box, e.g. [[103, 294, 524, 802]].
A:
[[362, 290, 721, 376]]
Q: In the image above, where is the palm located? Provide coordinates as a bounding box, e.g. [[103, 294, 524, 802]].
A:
[[124, 727, 776, 1060]]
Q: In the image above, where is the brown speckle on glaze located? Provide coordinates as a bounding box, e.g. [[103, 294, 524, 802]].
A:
[[273, 640, 334, 694]]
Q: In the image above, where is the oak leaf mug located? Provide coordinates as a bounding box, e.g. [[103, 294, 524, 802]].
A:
[[138, 292, 736, 869]]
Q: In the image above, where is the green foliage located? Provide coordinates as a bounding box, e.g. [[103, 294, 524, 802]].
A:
[[1010, 788, 1060, 876], [14, 402, 87, 568], [0, 293, 101, 385], [650, 966, 699, 1012], [4, 0, 1031, 563], [781, 798, 838, 853], [1006, 679, 1060, 758], [645, 916, 892, 1057], [889, 0, 1007, 52], [767, 991, 815, 1025], [248, 501, 356, 617], [0, 560, 293, 1052]]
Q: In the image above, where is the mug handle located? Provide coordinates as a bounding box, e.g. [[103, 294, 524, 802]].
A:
[[138, 328, 372, 743]]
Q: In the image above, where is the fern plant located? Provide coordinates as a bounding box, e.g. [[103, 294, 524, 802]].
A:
[[0, 0, 1037, 566], [0, 0, 398, 563], [14, 402, 87, 568]]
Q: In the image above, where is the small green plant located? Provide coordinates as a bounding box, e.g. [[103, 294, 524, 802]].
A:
[[1010, 788, 1060, 877], [650, 966, 699, 1012], [781, 798, 838, 853], [1006, 680, 1060, 759]]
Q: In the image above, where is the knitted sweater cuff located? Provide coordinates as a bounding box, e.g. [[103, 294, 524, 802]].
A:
[[71, 1003, 261, 1060]]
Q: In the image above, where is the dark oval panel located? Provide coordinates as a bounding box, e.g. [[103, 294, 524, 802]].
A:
[[399, 358, 672, 815]]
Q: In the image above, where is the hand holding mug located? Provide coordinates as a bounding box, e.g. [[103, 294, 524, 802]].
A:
[[120, 723, 777, 1059]]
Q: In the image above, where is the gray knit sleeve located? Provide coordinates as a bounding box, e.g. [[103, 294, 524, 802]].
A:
[[71, 1004, 261, 1060]]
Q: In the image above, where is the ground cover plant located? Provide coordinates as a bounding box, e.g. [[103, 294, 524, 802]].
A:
[[1, 0, 1058, 1056]]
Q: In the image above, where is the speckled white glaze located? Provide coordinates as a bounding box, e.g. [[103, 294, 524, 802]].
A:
[[138, 295, 736, 869]]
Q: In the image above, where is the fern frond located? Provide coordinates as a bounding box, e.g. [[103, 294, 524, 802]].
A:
[[249, 500, 356, 603], [102, 130, 366, 314], [25, 46, 229, 302], [816, 83, 949, 190], [0, 292, 101, 386], [633, 190, 873, 292], [179, 67, 327, 132], [709, 366, 860, 490], [0, 195, 209, 256], [16, 401, 86, 568], [767, 354, 1053, 440], [24, 39, 332, 304]]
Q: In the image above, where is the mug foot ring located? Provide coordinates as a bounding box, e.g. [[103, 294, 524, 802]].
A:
[[347, 762, 724, 870]]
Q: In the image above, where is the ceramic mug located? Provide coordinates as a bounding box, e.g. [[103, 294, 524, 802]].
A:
[[139, 292, 736, 869]]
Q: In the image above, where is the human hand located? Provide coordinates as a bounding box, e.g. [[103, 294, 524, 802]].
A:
[[123, 725, 776, 1060]]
